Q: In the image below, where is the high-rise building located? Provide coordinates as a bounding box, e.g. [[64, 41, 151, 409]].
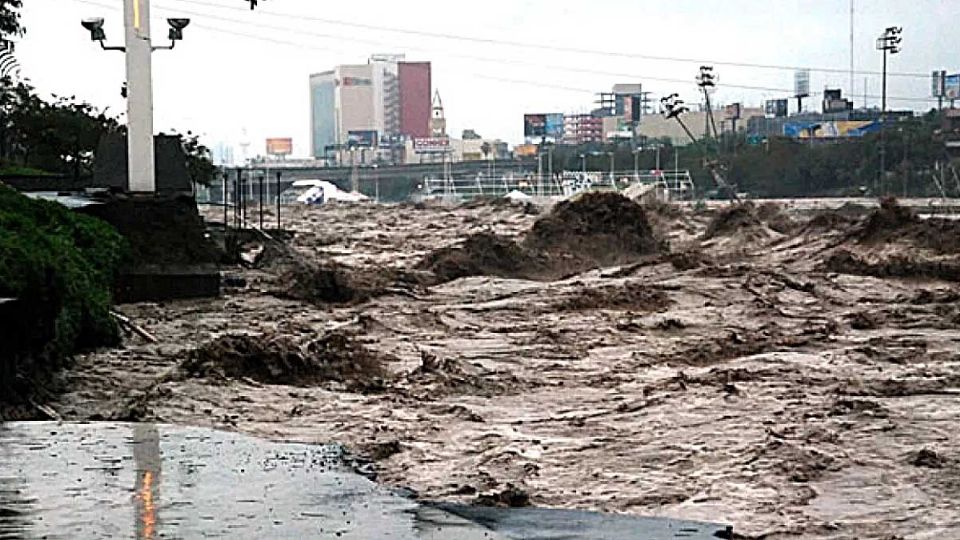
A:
[[309, 71, 337, 158], [398, 62, 432, 139], [309, 55, 432, 159]]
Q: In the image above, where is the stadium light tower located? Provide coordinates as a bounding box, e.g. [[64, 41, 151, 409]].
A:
[[82, 1, 190, 193]]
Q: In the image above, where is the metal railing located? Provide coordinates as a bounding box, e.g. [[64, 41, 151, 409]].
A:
[[417, 169, 696, 203]]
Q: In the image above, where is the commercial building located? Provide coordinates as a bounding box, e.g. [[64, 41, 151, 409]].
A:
[[309, 55, 432, 160], [563, 114, 604, 145]]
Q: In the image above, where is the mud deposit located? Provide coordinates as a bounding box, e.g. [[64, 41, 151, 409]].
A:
[[49, 198, 960, 539]]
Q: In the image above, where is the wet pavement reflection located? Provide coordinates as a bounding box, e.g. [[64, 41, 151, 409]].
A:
[[0, 422, 503, 539], [0, 422, 729, 539]]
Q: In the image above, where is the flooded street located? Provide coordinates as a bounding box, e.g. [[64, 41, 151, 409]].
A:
[[43, 198, 960, 539]]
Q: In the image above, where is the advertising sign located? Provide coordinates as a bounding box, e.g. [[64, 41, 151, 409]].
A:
[[265, 138, 293, 156], [413, 137, 451, 154], [340, 76, 372, 87], [794, 69, 810, 98], [932, 71, 947, 98], [765, 99, 788, 118], [524, 114, 547, 138], [946, 74, 960, 100], [545, 113, 564, 139], [513, 144, 538, 158], [785, 120, 880, 139], [347, 130, 378, 148], [724, 103, 742, 120]]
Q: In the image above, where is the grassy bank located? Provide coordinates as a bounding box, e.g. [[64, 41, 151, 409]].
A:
[[0, 183, 127, 402]]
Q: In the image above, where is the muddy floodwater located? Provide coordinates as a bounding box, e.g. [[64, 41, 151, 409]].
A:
[[45, 197, 960, 539]]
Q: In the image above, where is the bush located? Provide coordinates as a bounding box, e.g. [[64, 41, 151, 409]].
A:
[[0, 183, 127, 397]]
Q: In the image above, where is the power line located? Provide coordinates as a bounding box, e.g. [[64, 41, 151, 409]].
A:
[[70, 0, 938, 105], [161, 0, 931, 79]]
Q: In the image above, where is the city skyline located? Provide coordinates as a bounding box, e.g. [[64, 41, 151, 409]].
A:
[[15, 0, 960, 157]]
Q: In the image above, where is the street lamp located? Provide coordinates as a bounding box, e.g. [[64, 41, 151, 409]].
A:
[[632, 147, 641, 181], [80, 17, 191, 51], [876, 26, 902, 193], [81, 4, 190, 193]]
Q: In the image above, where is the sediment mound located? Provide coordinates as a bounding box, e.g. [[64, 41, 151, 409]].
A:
[[853, 198, 960, 253], [524, 192, 663, 265], [756, 202, 799, 234], [824, 249, 960, 282], [279, 261, 365, 304], [556, 283, 672, 311], [418, 193, 666, 283], [417, 232, 545, 282], [805, 211, 859, 232], [181, 332, 388, 389], [702, 203, 765, 239]]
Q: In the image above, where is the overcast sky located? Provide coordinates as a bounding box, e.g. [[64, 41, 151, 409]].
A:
[[15, 0, 960, 156]]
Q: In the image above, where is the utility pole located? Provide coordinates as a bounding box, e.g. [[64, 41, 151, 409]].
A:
[[697, 66, 719, 142], [850, 0, 855, 97], [876, 26, 902, 195]]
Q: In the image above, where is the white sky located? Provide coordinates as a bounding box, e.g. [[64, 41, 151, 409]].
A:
[[16, 0, 960, 156]]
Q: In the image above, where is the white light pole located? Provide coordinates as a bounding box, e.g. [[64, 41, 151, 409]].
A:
[[125, 0, 155, 193], [82, 1, 189, 194]]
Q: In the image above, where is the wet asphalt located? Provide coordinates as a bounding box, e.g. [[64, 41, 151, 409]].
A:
[[0, 422, 730, 539]]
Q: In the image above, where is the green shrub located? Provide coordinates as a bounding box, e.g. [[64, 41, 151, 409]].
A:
[[0, 183, 127, 380]]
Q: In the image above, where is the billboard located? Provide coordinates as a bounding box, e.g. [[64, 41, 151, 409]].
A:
[[765, 99, 788, 118], [413, 137, 451, 154], [932, 71, 947, 98], [524, 113, 564, 141], [513, 144, 538, 158], [946, 74, 960, 100], [724, 103, 742, 120], [524, 114, 547, 138], [545, 113, 564, 139], [266, 138, 293, 156], [347, 130, 378, 148], [784, 120, 881, 139], [795, 69, 810, 97]]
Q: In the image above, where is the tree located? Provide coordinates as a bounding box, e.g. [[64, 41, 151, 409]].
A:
[[178, 131, 217, 186], [0, 0, 23, 41], [480, 141, 492, 159]]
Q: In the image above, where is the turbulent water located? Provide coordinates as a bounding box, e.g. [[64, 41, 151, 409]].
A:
[[45, 198, 960, 539]]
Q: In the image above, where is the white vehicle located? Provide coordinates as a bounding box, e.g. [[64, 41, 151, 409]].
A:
[[281, 179, 368, 205]]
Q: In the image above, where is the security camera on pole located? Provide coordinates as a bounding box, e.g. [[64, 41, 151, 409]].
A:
[[82, 1, 190, 193]]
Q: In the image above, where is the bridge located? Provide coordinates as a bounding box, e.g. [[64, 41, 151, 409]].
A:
[[204, 159, 539, 204]]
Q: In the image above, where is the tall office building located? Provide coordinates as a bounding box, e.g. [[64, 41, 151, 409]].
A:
[[309, 71, 337, 159], [398, 62, 431, 139], [310, 55, 432, 159]]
